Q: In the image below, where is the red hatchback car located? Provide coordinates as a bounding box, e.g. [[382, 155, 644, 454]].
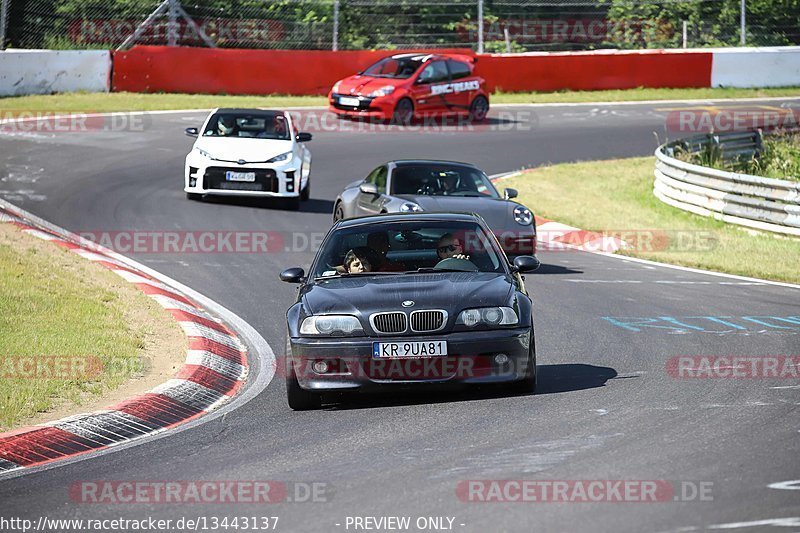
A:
[[328, 53, 490, 123]]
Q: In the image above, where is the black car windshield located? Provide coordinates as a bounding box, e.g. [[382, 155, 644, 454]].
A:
[[361, 57, 424, 79], [203, 112, 291, 140], [391, 164, 500, 198], [313, 221, 505, 278]]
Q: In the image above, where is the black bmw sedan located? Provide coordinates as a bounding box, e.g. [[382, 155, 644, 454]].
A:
[[279, 212, 540, 410]]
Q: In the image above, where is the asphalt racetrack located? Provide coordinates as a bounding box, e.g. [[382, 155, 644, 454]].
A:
[[0, 100, 798, 532]]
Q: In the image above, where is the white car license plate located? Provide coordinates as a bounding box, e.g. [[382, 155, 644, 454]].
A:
[[339, 96, 360, 107], [373, 340, 447, 358], [225, 171, 256, 182]]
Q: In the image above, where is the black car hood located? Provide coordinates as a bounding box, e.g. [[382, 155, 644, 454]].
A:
[[302, 272, 514, 316], [397, 195, 519, 231]]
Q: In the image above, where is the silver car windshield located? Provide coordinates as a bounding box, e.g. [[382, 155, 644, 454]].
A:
[[313, 221, 504, 279], [391, 164, 500, 198]]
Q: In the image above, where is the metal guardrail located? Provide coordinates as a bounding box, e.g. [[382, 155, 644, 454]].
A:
[[654, 131, 800, 237]]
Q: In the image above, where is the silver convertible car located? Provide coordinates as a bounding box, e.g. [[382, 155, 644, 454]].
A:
[[332, 160, 536, 257]]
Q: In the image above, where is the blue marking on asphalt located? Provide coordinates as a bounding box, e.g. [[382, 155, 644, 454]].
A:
[[602, 316, 800, 333]]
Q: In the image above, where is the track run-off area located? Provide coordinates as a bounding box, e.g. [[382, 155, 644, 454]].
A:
[[0, 99, 798, 532]]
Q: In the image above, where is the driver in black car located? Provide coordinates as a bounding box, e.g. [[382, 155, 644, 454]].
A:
[[436, 233, 470, 261]]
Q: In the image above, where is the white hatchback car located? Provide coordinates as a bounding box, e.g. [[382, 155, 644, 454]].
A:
[[184, 108, 312, 210]]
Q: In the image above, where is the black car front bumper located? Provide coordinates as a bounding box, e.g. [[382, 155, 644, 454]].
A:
[[288, 327, 532, 391]]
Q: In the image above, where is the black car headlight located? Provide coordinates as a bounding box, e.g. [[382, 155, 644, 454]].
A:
[[514, 206, 533, 226], [300, 315, 363, 336], [456, 307, 518, 328]]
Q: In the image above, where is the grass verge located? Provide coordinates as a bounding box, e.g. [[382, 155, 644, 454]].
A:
[[501, 157, 800, 284], [1, 87, 799, 113], [0, 224, 185, 430]]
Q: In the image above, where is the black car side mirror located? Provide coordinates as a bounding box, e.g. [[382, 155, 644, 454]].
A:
[[504, 188, 518, 200], [280, 267, 305, 283], [359, 182, 379, 195], [296, 132, 313, 142], [185, 127, 199, 137], [512, 255, 540, 273]]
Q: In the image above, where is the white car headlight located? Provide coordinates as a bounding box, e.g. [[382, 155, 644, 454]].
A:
[[399, 202, 422, 213], [513, 205, 533, 226], [267, 151, 292, 163], [456, 307, 518, 328], [300, 315, 363, 336], [332, 81, 342, 93], [195, 147, 215, 160], [368, 85, 396, 98]]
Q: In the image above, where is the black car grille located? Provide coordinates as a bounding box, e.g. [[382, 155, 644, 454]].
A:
[[203, 167, 278, 192], [331, 93, 375, 111], [371, 312, 407, 334], [410, 310, 446, 333]]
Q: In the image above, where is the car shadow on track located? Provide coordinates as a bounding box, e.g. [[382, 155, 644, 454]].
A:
[[532, 263, 583, 275], [198, 196, 334, 214], [321, 363, 618, 411]]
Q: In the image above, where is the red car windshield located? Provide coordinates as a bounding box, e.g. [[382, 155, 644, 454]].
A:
[[362, 57, 424, 79]]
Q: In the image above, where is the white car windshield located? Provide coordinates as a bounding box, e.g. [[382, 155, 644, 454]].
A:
[[203, 112, 291, 140]]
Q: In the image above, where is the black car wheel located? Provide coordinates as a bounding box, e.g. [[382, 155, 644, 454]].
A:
[[469, 95, 489, 122], [286, 367, 322, 411], [333, 201, 345, 222], [514, 331, 537, 393], [186, 192, 202, 201], [392, 98, 414, 125], [300, 179, 311, 201]]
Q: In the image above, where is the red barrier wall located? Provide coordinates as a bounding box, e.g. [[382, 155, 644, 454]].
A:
[[475, 49, 713, 92], [112, 46, 474, 95], [112, 45, 713, 95]]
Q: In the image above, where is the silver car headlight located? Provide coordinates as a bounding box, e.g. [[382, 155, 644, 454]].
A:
[[267, 151, 292, 163], [399, 202, 422, 213], [514, 205, 533, 226], [300, 315, 363, 336], [332, 81, 342, 93], [456, 307, 518, 328]]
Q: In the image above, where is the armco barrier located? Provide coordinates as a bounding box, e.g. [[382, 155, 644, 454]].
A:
[[654, 133, 800, 237], [112, 46, 474, 95], [0, 50, 111, 96]]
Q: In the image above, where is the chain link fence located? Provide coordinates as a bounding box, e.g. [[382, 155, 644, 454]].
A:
[[1, 0, 798, 52]]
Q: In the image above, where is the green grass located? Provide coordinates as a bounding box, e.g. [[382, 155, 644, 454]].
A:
[[0, 228, 148, 429], [1, 87, 799, 114], [502, 157, 800, 284]]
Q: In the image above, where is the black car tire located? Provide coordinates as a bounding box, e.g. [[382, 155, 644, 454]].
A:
[[469, 95, 489, 122], [392, 98, 414, 125], [300, 179, 311, 201], [333, 201, 345, 223], [286, 368, 322, 410], [186, 192, 202, 201], [514, 332, 537, 393]]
